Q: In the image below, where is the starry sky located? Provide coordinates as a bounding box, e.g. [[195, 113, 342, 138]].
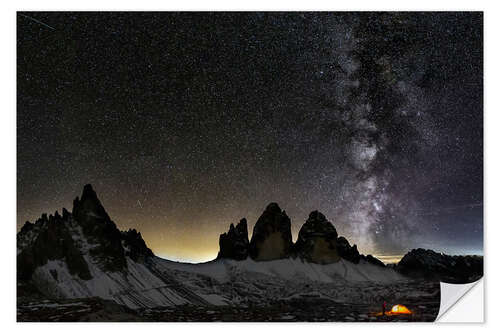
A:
[[17, 12, 483, 263]]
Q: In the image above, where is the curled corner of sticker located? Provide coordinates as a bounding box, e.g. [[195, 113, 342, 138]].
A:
[[436, 278, 484, 322]]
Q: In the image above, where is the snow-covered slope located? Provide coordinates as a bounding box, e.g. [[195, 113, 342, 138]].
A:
[[17, 184, 408, 310], [146, 256, 407, 306], [21, 215, 207, 308], [153, 257, 404, 284], [27, 252, 406, 309]]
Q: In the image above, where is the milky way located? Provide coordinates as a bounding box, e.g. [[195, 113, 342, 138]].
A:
[[17, 12, 483, 262]]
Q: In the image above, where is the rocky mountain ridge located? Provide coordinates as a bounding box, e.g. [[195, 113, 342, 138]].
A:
[[17, 184, 482, 310], [395, 248, 483, 283], [218, 203, 380, 266], [17, 184, 154, 282]]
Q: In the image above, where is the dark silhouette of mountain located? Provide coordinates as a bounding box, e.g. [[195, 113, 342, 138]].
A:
[[396, 248, 483, 283], [294, 211, 340, 264], [217, 218, 249, 260], [17, 184, 153, 283], [18, 211, 92, 281], [336, 236, 361, 263], [218, 206, 372, 266], [249, 203, 294, 261]]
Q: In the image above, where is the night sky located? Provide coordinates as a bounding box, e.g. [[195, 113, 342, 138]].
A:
[[17, 12, 483, 263]]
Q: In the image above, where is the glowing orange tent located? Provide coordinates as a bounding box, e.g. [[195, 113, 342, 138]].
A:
[[390, 304, 412, 314]]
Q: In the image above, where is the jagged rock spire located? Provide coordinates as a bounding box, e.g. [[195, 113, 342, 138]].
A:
[[294, 210, 340, 264], [17, 184, 156, 282], [72, 184, 110, 222], [217, 218, 249, 260], [215, 203, 386, 266], [336, 236, 360, 264], [249, 203, 293, 261], [62, 207, 70, 219], [121, 228, 155, 262]]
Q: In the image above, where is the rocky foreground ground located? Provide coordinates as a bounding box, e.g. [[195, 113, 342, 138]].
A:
[[18, 279, 440, 322]]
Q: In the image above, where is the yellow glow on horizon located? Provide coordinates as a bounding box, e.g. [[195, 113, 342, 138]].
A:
[[141, 228, 220, 263], [372, 254, 404, 264]]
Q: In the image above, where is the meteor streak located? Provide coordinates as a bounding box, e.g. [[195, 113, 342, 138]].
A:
[[19, 13, 55, 30]]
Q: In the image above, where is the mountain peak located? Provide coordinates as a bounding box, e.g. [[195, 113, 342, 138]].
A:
[[73, 184, 110, 221], [81, 183, 97, 200], [18, 184, 156, 282], [249, 203, 293, 261], [294, 210, 339, 264], [336, 236, 360, 264], [217, 218, 249, 260], [308, 210, 326, 222], [264, 202, 282, 214]]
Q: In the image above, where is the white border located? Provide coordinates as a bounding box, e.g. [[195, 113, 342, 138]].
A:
[[2, 1, 497, 332]]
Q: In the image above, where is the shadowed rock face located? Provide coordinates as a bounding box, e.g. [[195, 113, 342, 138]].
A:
[[217, 218, 249, 260], [122, 228, 155, 263], [17, 184, 155, 281], [17, 212, 91, 281], [218, 206, 380, 265], [336, 236, 361, 264], [73, 184, 111, 223], [294, 211, 340, 264], [72, 184, 126, 272], [249, 203, 293, 261], [396, 248, 483, 283]]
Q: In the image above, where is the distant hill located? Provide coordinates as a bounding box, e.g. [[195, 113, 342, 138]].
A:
[[396, 248, 483, 283]]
